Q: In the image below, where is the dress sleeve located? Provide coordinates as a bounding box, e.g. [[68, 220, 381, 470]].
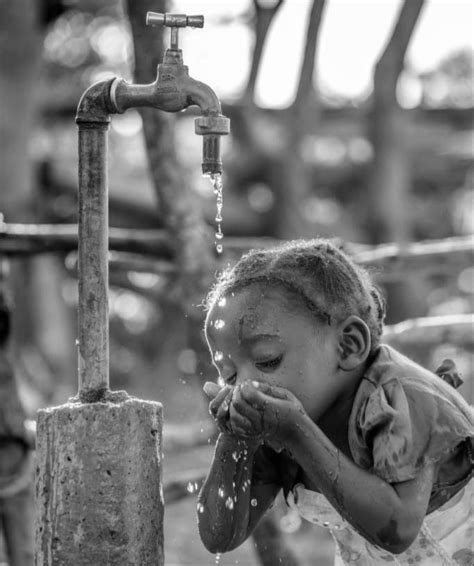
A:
[[350, 376, 473, 483]]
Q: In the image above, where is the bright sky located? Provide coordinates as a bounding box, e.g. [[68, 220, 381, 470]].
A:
[[173, 0, 473, 107]]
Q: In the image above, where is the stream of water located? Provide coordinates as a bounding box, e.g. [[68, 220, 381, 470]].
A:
[[207, 173, 224, 255]]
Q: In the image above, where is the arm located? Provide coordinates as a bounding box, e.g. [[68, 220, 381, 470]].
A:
[[234, 380, 436, 554], [197, 433, 280, 553], [289, 411, 435, 553]]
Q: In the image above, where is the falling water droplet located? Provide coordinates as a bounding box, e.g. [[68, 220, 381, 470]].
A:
[[215, 553, 221, 565], [218, 487, 225, 498], [250, 498, 258, 507], [207, 172, 225, 255], [225, 496, 234, 509], [197, 502, 205, 513], [214, 351, 224, 362], [214, 319, 225, 329]]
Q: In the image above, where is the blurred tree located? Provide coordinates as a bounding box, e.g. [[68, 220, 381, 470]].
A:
[[0, 0, 76, 413], [228, 0, 330, 240], [367, 0, 425, 245], [366, 0, 428, 324], [419, 48, 474, 108]]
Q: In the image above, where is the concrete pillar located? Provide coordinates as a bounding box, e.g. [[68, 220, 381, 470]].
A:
[[35, 393, 163, 565]]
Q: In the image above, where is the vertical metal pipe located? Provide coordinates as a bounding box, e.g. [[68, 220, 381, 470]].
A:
[[77, 123, 109, 394]]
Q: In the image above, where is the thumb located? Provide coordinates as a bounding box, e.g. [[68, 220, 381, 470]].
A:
[[203, 381, 222, 399]]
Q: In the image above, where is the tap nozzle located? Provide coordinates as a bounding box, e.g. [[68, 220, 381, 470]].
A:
[[195, 115, 230, 175]]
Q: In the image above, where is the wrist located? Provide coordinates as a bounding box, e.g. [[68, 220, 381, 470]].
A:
[[218, 432, 261, 452], [280, 407, 310, 446]]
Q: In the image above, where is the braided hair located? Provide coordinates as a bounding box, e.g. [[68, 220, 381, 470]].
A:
[[206, 239, 386, 353]]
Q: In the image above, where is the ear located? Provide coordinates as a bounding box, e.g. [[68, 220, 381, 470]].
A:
[[336, 315, 371, 371]]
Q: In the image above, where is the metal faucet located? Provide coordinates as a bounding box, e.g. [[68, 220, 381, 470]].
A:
[[74, 12, 230, 398]]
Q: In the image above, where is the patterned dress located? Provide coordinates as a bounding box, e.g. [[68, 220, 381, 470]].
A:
[[254, 345, 474, 565]]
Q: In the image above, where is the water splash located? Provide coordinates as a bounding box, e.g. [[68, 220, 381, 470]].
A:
[[186, 481, 199, 493], [207, 172, 224, 255], [214, 351, 224, 363]]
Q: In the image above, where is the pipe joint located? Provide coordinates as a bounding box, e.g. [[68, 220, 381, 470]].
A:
[[76, 79, 116, 125]]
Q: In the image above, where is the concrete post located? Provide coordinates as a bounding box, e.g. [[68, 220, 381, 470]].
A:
[[35, 395, 163, 565]]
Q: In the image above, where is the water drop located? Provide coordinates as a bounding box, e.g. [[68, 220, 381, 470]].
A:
[[215, 553, 221, 565], [225, 496, 234, 509], [214, 319, 225, 329], [218, 297, 226, 308], [207, 172, 225, 255], [186, 482, 198, 493], [250, 498, 258, 507], [218, 487, 225, 498], [197, 502, 205, 513], [214, 351, 224, 362], [323, 521, 330, 527]]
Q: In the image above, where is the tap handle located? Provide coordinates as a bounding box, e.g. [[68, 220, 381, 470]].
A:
[[146, 12, 204, 29], [146, 12, 204, 51]]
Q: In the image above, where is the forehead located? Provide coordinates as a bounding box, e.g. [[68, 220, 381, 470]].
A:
[[206, 284, 308, 340]]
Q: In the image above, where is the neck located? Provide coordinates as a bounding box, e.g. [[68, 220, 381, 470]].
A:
[[316, 365, 366, 449]]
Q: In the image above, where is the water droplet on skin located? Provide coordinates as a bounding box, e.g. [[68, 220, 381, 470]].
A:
[[323, 521, 330, 527], [250, 498, 258, 507], [225, 496, 234, 509]]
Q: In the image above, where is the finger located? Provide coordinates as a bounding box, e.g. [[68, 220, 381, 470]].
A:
[[252, 381, 289, 399], [231, 387, 264, 423], [215, 389, 233, 422], [229, 404, 258, 436], [209, 385, 231, 413], [203, 381, 222, 400], [240, 381, 289, 405]]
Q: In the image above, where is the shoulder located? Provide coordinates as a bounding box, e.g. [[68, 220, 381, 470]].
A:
[[348, 345, 473, 483]]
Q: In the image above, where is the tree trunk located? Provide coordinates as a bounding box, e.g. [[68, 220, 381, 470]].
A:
[[367, 0, 426, 323]]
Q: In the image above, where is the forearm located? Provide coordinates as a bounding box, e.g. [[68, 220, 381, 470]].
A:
[[198, 433, 261, 552], [287, 414, 427, 552]]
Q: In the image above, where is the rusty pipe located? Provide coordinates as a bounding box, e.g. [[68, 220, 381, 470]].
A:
[[75, 79, 114, 397]]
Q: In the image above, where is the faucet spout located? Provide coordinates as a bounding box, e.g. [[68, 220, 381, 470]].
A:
[[109, 70, 230, 175]]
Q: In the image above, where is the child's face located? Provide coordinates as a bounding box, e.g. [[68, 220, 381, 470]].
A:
[[205, 284, 342, 421]]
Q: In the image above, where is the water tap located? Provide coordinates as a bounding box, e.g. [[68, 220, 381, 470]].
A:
[[107, 11, 230, 175]]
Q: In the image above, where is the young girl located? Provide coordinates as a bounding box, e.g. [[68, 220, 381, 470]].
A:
[[197, 239, 473, 566]]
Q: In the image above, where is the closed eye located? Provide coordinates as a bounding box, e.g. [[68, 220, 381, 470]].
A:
[[256, 355, 283, 372]]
